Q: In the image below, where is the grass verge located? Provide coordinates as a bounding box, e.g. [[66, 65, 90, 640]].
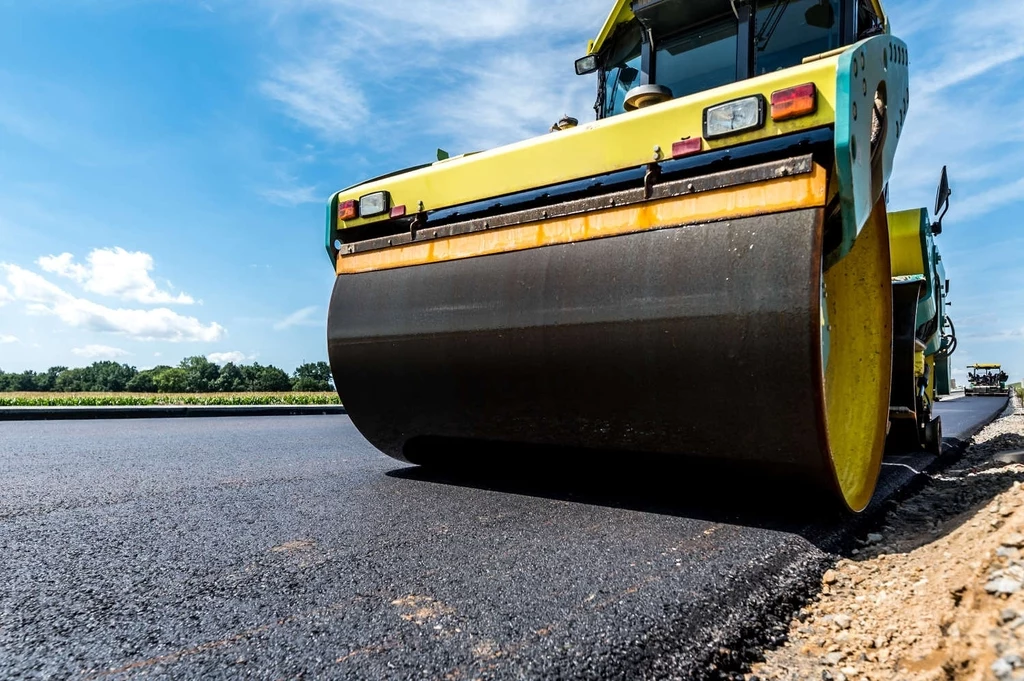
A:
[[0, 392, 341, 407]]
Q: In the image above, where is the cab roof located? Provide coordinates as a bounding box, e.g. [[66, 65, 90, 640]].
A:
[[586, 0, 889, 55]]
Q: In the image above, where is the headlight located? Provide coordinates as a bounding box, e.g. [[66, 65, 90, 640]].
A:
[[703, 95, 766, 139], [575, 55, 598, 75], [359, 191, 390, 218]]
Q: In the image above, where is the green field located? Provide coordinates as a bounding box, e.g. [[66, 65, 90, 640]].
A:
[[0, 392, 341, 407]]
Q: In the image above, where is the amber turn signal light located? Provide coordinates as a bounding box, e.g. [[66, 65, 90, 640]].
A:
[[338, 199, 358, 221], [771, 83, 817, 121]]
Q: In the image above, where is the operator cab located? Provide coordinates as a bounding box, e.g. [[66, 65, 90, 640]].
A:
[[579, 0, 886, 119], [969, 366, 1007, 386]]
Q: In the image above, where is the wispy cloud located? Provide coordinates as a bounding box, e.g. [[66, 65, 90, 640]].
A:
[[963, 328, 1024, 342], [38, 248, 195, 305], [296, 0, 603, 43], [914, 1, 1024, 97], [0, 96, 61, 150], [255, 0, 605, 148], [434, 48, 595, 150], [0, 283, 11, 306], [956, 177, 1024, 221], [274, 305, 319, 330], [0, 334, 18, 344], [888, 0, 1024, 217], [2, 264, 225, 343], [260, 60, 368, 139], [72, 344, 130, 359], [259, 184, 322, 206]]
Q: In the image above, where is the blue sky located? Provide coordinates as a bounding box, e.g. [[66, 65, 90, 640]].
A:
[[0, 0, 1020, 385]]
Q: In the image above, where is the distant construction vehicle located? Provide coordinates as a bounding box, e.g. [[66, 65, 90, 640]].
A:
[[324, 0, 956, 511], [965, 364, 1010, 397]]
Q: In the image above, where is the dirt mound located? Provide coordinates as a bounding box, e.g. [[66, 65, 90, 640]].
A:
[[752, 398, 1024, 681]]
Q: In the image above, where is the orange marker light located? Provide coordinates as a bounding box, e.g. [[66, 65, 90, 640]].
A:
[[338, 199, 358, 221], [771, 83, 817, 121]]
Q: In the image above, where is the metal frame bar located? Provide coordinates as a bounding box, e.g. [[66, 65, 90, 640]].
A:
[[735, 1, 756, 82], [341, 155, 816, 255], [840, 0, 858, 45], [640, 27, 655, 86]]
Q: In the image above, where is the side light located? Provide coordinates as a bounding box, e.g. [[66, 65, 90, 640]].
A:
[[338, 199, 358, 221], [359, 191, 390, 218], [703, 95, 766, 139], [671, 137, 703, 159], [771, 83, 818, 121], [575, 55, 599, 76]]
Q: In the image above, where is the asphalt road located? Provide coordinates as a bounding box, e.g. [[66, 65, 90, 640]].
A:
[[0, 397, 1006, 680], [935, 396, 1010, 438]]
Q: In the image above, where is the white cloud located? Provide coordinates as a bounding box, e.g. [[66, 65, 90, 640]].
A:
[[257, 1, 605, 145], [38, 247, 195, 305], [72, 345, 130, 359], [888, 0, 1024, 216], [260, 60, 368, 139], [300, 0, 602, 43], [964, 327, 1024, 341], [37, 252, 87, 281], [914, 1, 1024, 97], [0, 283, 11, 306], [434, 48, 595, 150], [274, 305, 319, 330], [956, 177, 1024, 221], [260, 184, 321, 206], [207, 351, 253, 365], [0, 334, 17, 344], [1, 264, 226, 343]]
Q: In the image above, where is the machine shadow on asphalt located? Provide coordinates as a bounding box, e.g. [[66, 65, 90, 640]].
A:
[[388, 425, 1021, 556], [387, 438, 852, 538]]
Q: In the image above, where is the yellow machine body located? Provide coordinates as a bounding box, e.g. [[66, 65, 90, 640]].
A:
[[325, 0, 925, 512], [331, 57, 840, 237], [885, 207, 951, 453]]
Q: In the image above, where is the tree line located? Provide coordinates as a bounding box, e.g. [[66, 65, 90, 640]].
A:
[[0, 357, 335, 393]]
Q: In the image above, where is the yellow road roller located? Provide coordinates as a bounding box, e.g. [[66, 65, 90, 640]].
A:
[[886, 166, 954, 455], [326, 0, 930, 511]]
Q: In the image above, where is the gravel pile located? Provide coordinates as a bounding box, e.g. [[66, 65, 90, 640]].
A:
[[750, 396, 1024, 681]]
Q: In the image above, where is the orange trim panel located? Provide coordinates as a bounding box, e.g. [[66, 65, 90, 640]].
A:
[[337, 164, 829, 275]]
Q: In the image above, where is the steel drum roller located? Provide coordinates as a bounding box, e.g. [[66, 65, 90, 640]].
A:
[[327, 163, 893, 511]]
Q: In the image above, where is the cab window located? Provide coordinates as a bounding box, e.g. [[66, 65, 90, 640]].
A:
[[755, 0, 842, 76]]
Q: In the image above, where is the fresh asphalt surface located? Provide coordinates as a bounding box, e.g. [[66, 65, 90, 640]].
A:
[[935, 394, 1008, 437], [0, 397, 1007, 680]]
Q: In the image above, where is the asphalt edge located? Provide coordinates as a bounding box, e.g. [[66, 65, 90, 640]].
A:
[[0, 405, 347, 421]]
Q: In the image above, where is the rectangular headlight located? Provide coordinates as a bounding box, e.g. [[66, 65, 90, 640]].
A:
[[703, 95, 766, 139], [359, 191, 390, 218], [575, 55, 598, 75]]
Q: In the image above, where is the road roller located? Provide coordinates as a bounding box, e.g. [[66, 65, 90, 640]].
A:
[[326, 0, 926, 511], [885, 165, 956, 454]]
